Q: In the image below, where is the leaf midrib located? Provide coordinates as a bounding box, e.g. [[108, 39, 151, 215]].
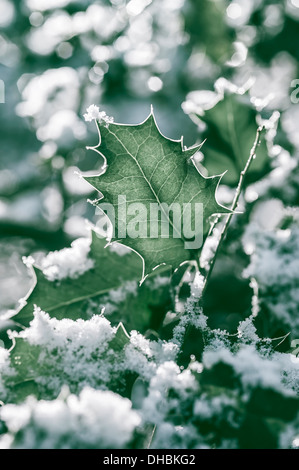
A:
[[43, 286, 117, 312], [108, 126, 185, 243]]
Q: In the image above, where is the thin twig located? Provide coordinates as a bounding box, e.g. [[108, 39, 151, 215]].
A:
[[272, 332, 291, 350], [201, 125, 265, 297], [146, 424, 156, 449]]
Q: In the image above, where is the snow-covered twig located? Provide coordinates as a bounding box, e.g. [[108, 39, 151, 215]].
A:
[[201, 125, 265, 297]]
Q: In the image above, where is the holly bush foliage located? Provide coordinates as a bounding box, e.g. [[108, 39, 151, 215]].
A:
[[0, 0, 299, 450]]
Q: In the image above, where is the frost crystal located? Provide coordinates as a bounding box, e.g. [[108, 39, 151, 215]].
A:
[[237, 318, 259, 344], [172, 307, 207, 346], [190, 271, 205, 300], [83, 105, 114, 126]]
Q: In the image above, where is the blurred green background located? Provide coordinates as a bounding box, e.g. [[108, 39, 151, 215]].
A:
[[1, 0, 299, 316]]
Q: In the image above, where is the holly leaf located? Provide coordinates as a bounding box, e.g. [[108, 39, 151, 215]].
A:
[[8, 337, 41, 403], [84, 110, 229, 280], [184, 81, 274, 186], [11, 232, 172, 332]]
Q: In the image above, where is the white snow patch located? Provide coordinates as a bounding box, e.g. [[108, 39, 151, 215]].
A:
[[0, 387, 140, 449], [41, 238, 94, 281]]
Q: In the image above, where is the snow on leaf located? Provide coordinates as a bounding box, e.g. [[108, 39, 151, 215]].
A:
[[4, 310, 131, 402], [12, 231, 172, 332]]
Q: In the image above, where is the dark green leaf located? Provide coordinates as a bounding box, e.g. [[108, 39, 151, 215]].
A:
[[189, 85, 273, 186]]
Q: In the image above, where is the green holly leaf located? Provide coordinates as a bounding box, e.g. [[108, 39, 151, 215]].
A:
[[185, 81, 274, 186], [8, 337, 41, 403], [84, 110, 230, 280], [12, 232, 172, 332]]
